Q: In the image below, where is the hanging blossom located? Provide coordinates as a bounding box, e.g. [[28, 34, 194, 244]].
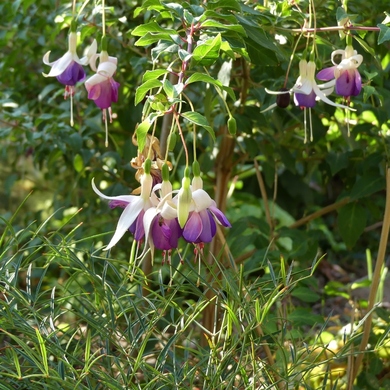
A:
[[92, 169, 153, 251], [316, 45, 363, 99], [176, 165, 231, 246], [43, 30, 97, 99], [85, 49, 120, 124], [264, 59, 354, 142]]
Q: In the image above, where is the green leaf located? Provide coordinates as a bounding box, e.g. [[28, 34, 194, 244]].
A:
[[378, 24, 390, 45], [206, 0, 241, 12], [186, 72, 236, 101], [131, 22, 176, 37], [135, 118, 152, 153], [181, 111, 215, 141], [135, 79, 162, 105], [291, 286, 320, 303], [201, 19, 246, 35], [326, 152, 349, 176], [350, 174, 385, 200], [192, 33, 222, 66], [135, 32, 177, 46], [337, 202, 367, 248], [143, 69, 168, 82]]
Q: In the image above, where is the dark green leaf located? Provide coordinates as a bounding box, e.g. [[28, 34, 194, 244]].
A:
[[337, 202, 367, 248], [326, 152, 349, 176], [201, 20, 246, 35], [181, 111, 215, 140], [291, 287, 320, 303], [350, 174, 385, 200], [206, 0, 241, 12], [378, 24, 390, 45]]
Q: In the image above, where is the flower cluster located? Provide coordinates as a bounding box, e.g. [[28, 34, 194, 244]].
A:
[[93, 136, 231, 262], [42, 21, 120, 126], [263, 43, 363, 141]]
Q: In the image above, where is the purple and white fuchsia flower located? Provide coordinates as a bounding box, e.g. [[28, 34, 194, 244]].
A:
[[85, 51, 120, 123], [182, 188, 231, 244], [316, 45, 363, 99], [43, 31, 97, 99], [92, 172, 153, 251]]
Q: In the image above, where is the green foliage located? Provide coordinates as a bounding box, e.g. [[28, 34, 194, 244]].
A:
[[1, 0, 390, 388]]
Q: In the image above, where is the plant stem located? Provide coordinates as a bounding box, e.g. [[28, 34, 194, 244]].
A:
[[350, 167, 390, 383]]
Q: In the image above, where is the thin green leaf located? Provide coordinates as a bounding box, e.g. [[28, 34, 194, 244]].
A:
[[135, 79, 162, 105], [181, 111, 215, 141]]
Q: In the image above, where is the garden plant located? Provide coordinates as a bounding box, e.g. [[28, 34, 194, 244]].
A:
[[1, 0, 390, 388]]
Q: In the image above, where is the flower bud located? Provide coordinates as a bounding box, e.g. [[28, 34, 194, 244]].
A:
[[276, 88, 290, 108], [177, 167, 192, 228]]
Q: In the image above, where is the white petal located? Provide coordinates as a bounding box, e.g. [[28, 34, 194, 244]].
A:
[[92, 178, 136, 203], [85, 72, 108, 88], [105, 198, 144, 250], [160, 200, 178, 220], [260, 102, 277, 113], [43, 51, 74, 78], [43, 51, 55, 66], [97, 61, 117, 77], [265, 88, 291, 95], [318, 80, 335, 89], [192, 189, 213, 211], [292, 79, 313, 95], [79, 39, 98, 65], [313, 84, 356, 111]]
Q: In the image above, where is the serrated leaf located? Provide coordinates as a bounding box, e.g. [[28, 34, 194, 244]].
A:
[[350, 174, 385, 200], [186, 72, 236, 101], [135, 79, 162, 105], [338, 202, 366, 248], [192, 33, 222, 66], [378, 24, 390, 45], [131, 22, 176, 37], [181, 111, 215, 141]]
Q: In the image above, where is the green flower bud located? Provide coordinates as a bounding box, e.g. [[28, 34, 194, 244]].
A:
[[228, 116, 237, 135]]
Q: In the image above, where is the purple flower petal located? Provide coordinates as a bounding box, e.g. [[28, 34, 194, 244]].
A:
[[294, 90, 316, 108], [151, 217, 181, 250], [335, 69, 361, 97], [196, 209, 216, 243], [109, 200, 129, 209], [87, 77, 120, 109], [183, 212, 202, 243], [56, 61, 86, 86], [316, 66, 336, 81], [209, 206, 231, 228]]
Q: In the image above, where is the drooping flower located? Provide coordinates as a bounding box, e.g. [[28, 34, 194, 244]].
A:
[[92, 171, 153, 251], [316, 45, 363, 99], [143, 178, 182, 253], [85, 50, 120, 123], [43, 31, 97, 99], [264, 60, 354, 142]]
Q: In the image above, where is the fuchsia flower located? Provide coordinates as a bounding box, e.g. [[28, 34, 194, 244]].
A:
[[85, 51, 120, 123], [182, 189, 231, 244], [316, 45, 363, 99], [43, 31, 97, 99], [92, 172, 153, 251]]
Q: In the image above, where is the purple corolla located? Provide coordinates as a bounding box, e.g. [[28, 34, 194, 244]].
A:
[[43, 32, 97, 99], [85, 51, 120, 123], [316, 45, 363, 98], [182, 189, 231, 244]]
